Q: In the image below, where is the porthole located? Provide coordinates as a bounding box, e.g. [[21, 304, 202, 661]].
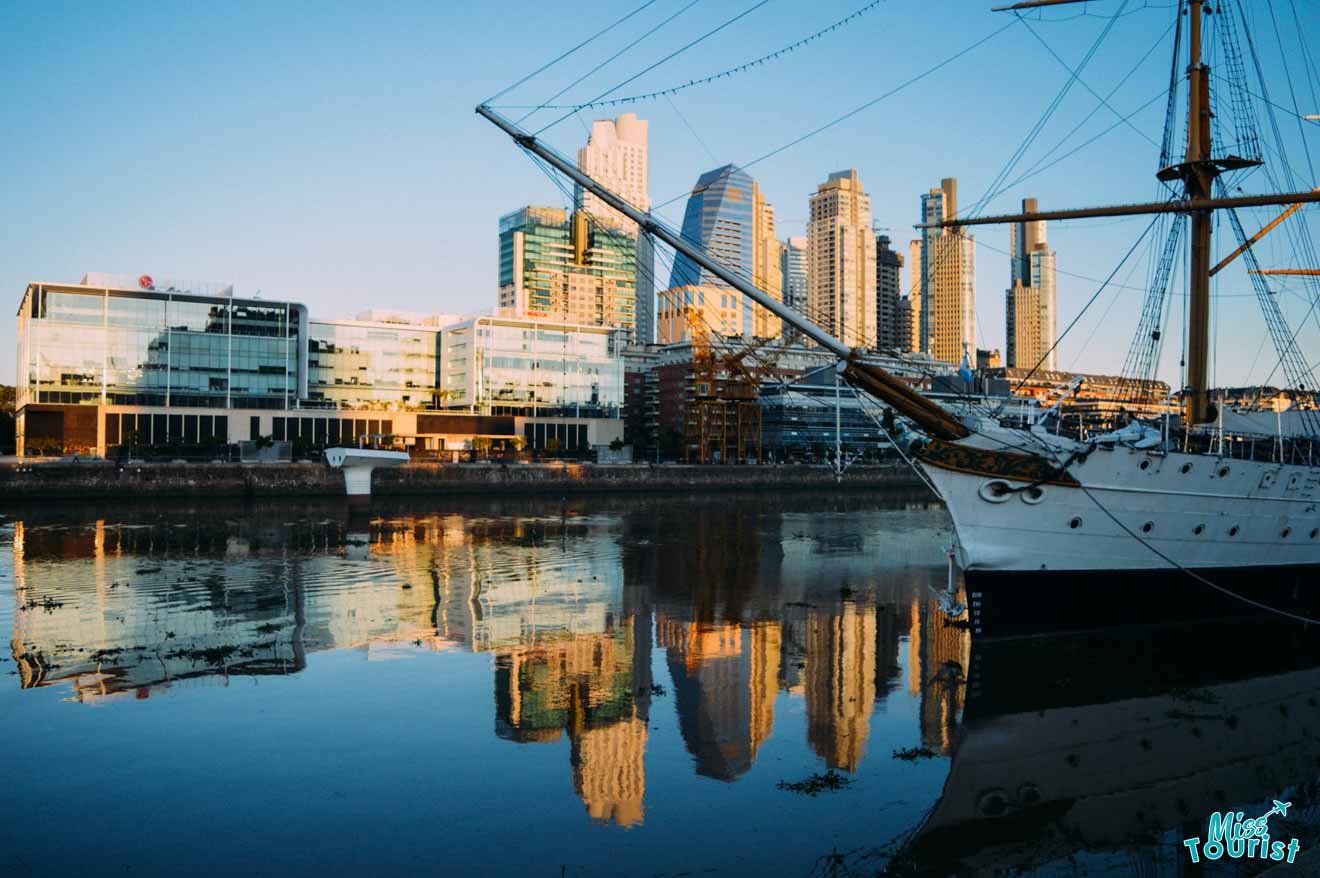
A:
[[1141, 521, 1154, 534], [1139, 460, 1151, 471], [978, 480, 1013, 503], [1229, 526, 1240, 537], [1021, 486, 1046, 505], [1282, 527, 1293, 538], [1069, 517, 1083, 529], [1217, 466, 1230, 478], [1180, 463, 1193, 474], [977, 789, 1009, 818], [1193, 524, 1205, 535]]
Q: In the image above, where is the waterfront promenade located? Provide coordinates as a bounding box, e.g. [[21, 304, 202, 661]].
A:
[[0, 460, 928, 501]]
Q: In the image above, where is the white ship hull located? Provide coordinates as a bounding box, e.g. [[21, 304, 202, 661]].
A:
[[915, 430, 1320, 636], [922, 439, 1320, 572]]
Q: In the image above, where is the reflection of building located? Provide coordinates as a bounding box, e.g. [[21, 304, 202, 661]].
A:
[[572, 716, 648, 827], [658, 617, 780, 782], [805, 602, 876, 772], [907, 595, 970, 754]]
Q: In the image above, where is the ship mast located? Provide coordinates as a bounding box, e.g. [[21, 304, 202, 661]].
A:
[[1182, 0, 1214, 423], [943, 0, 1320, 425], [476, 105, 972, 441]]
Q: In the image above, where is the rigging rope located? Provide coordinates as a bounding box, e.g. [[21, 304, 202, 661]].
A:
[[532, 0, 773, 136], [495, 0, 887, 111]]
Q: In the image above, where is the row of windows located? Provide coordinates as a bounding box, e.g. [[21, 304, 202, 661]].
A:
[[272, 416, 393, 445], [106, 412, 230, 447]]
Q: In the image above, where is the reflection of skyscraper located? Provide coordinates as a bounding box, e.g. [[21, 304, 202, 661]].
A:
[[572, 716, 648, 828], [805, 602, 877, 772], [658, 617, 780, 782], [907, 595, 970, 754]]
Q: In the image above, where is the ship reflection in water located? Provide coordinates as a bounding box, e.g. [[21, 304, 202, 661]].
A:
[[3, 494, 1320, 876]]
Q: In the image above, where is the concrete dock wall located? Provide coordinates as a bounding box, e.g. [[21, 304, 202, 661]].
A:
[[0, 461, 929, 501]]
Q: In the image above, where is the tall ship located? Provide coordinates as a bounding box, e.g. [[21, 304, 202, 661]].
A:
[[478, 0, 1320, 637]]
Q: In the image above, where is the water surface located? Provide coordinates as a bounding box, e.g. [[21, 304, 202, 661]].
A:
[[3, 493, 1319, 876]]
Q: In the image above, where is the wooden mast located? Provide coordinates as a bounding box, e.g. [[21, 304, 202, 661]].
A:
[[1182, 0, 1214, 423]]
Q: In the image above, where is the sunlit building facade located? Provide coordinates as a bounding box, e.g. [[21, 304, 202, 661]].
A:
[[576, 113, 654, 346], [667, 164, 789, 342], [808, 170, 877, 348], [14, 275, 625, 457], [497, 206, 638, 341], [919, 178, 977, 365], [307, 317, 445, 411], [439, 315, 624, 419], [1005, 197, 1058, 371]]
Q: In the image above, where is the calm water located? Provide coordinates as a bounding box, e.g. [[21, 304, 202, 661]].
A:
[[2, 492, 1319, 876]]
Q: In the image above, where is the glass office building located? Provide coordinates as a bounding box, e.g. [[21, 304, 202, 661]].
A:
[[668, 164, 757, 334], [440, 316, 624, 417], [17, 281, 305, 410], [306, 319, 441, 410], [497, 207, 638, 340]]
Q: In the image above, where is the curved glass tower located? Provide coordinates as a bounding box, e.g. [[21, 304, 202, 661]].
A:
[[668, 165, 756, 331]]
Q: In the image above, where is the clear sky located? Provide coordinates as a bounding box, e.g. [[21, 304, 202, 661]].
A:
[[3, 0, 1317, 388]]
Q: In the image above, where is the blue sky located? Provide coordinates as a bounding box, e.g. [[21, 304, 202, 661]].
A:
[[3, 0, 1318, 387]]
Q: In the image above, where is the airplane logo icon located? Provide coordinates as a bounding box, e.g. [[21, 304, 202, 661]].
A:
[[1263, 800, 1292, 822]]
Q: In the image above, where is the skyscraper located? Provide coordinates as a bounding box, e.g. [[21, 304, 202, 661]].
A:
[[664, 164, 782, 342], [1005, 197, 1058, 370], [497, 206, 637, 339], [576, 114, 653, 343], [875, 234, 905, 351], [919, 178, 976, 365], [753, 183, 784, 339], [908, 239, 922, 352], [807, 170, 877, 349], [780, 236, 808, 345]]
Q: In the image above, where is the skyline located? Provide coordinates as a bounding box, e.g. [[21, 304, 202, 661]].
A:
[[4, 0, 1318, 386]]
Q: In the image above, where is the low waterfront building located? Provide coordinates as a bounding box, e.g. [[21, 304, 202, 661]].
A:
[[15, 276, 622, 458], [439, 315, 624, 419], [307, 316, 450, 411]]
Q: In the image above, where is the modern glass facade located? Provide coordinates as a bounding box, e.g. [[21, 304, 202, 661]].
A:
[[306, 319, 440, 410], [497, 207, 637, 340], [17, 283, 304, 410], [669, 165, 756, 335], [441, 317, 624, 417]]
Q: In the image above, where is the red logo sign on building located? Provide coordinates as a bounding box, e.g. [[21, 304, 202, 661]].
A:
[[139, 274, 154, 290]]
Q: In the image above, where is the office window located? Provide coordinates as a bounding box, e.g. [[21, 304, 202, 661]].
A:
[[250, 415, 260, 441], [273, 417, 286, 441], [105, 413, 120, 446]]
